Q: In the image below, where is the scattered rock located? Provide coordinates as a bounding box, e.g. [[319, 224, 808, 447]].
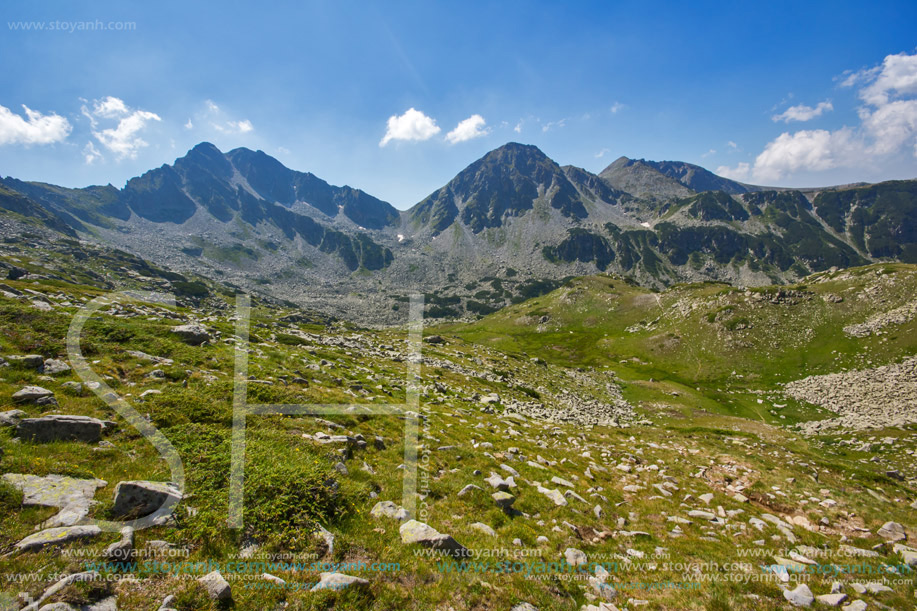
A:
[[815, 593, 847, 606], [17, 415, 105, 443], [310, 572, 369, 591], [399, 519, 467, 557], [564, 547, 587, 566], [198, 570, 232, 600], [877, 521, 906, 542], [171, 323, 211, 345], [370, 500, 409, 521], [2, 473, 106, 528], [471, 522, 496, 537], [782, 583, 814, 607], [12, 385, 55, 404], [15, 525, 102, 552], [43, 359, 70, 375], [0, 409, 26, 426], [112, 481, 182, 517]]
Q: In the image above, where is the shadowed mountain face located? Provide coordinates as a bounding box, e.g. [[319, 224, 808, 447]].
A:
[[1, 141, 916, 323], [410, 143, 621, 234]]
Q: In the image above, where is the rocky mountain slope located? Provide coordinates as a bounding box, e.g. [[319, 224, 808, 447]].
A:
[[0, 241, 914, 610], [1, 143, 915, 324]]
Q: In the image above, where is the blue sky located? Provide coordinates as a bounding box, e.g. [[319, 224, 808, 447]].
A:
[[1, 0, 916, 209]]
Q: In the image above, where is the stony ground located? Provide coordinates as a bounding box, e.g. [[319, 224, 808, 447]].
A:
[[0, 260, 915, 610]]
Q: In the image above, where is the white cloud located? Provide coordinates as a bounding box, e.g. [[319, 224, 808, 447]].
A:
[[379, 108, 440, 147], [715, 162, 750, 182], [542, 118, 566, 132], [83, 141, 102, 165], [214, 119, 254, 134], [855, 52, 917, 106], [83, 97, 160, 160], [718, 51, 917, 184], [0, 104, 72, 146], [772, 101, 833, 123], [610, 102, 626, 114], [445, 114, 490, 144], [701, 148, 716, 158], [184, 119, 193, 130], [727, 140, 738, 149], [513, 121, 523, 134], [595, 148, 610, 158], [93, 96, 129, 119]]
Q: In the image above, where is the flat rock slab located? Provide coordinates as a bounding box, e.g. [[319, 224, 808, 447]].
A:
[[17, 415, 106, 443], [12, 386, 55, 404], [15, 525, 102, 552], [400, 519, 467, 557], [113, 480, 182, 517], [2, 473, 106, 527], [310, 572, 369, 591]]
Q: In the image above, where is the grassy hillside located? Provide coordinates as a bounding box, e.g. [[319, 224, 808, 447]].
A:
[[0, 256, 914, 610]]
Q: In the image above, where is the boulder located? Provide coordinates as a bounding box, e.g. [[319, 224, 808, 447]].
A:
[[112, 481, 181, 517], [399, 519, 467, 557], [17, 415, 105, 443], [171, 323, 211, 345], [815, 593, 847, 606], [782, 584, 814, 607], [471, 522, 496, 537], [492, 491, 516, 509], [310, 572, 369, 591], [198, 570, 232, 600], [43, 359, 71, 375], [12, 386, 54, 404], [564, 547, 587, 566], [104, 526, 135, 562], [841, 602, 867, 611], [877, 521, 906, 542], [537, 486, 568, 506]]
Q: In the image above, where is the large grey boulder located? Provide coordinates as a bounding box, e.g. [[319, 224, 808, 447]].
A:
[[9, 354, 44, 369], [782, 583, 814, 607], [399, 519, 467, 557], [43, 359, 71, 375], [15, 525, 103, 552], [17, 415, 106, 443], [877, 521, 907, 542], [12, 386, 55, 404], [171, 323, 211, 345], [564, 547, 587, 567], [112, 481, 181, 517], [310, 572, 369, 591], [2, 473, 106, 527], [198, 570, 231, 601]]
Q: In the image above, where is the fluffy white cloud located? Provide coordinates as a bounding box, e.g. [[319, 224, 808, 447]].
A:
[[82, 96, 161, 161], [772, 101, 833, 123], [0, 104, 71, 146], [445, 114, 490, 144], [610, 102, 626, 114], [718, 51, 917, 184], [379, 108, 440, 146], [715, 162, 750, 181]]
